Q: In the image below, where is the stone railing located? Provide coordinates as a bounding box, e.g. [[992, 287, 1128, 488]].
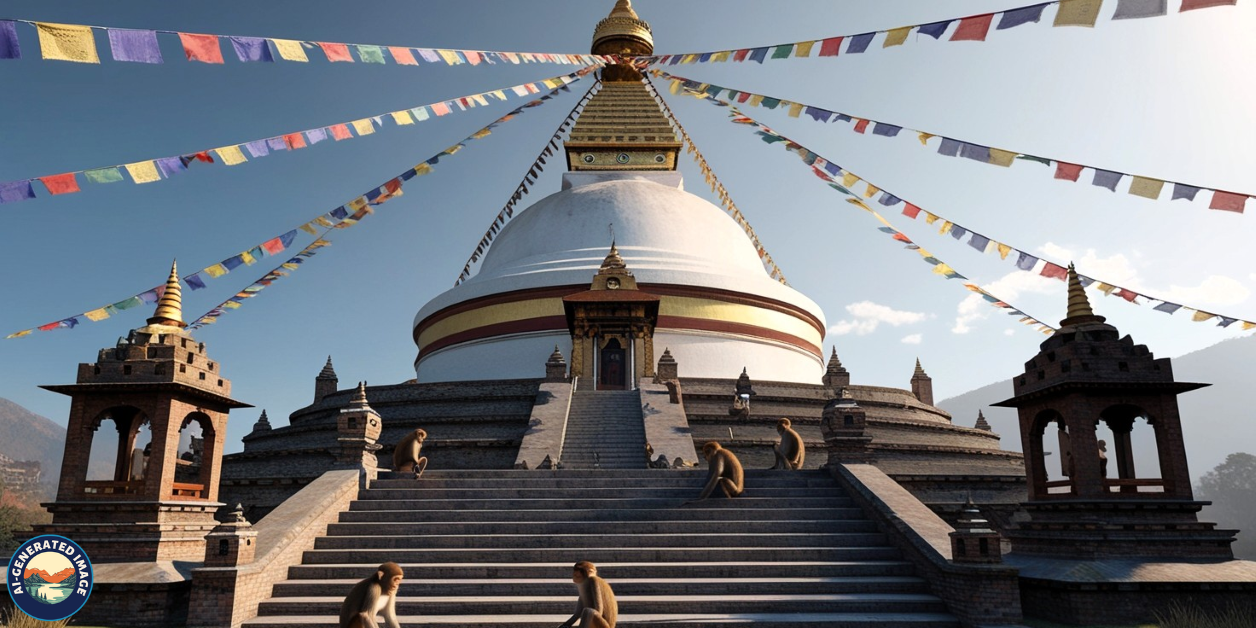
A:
[[187, 469, 359, 628]]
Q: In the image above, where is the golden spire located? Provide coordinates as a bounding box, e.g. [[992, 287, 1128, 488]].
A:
[[147, 260, 187, 328], [1065, 263, 1095, 320], [610, 0, 639, 19], [601, 242, 627, 271]]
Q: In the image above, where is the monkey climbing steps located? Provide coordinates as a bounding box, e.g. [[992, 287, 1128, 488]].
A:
[[242, 468, 960, 627]]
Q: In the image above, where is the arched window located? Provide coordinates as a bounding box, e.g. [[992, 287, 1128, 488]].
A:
[[1098, 404, 1163, 494], [172, 413, 214, 499], [84, 406, 149, 496]]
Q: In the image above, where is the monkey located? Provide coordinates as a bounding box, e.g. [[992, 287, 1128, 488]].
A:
[[339, 562, 403, 628], [770, 418, 805, 470], [392, 429, 428, 479], [692, 441, 744, 501], [559, 561, 618, 628]]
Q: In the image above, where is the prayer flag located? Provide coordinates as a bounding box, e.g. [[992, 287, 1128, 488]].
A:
[[795, 41, 815, 57], [0, 180, 35, 204], [330, 124, 353, 141], [85, 167, 123, 184], [988, 148, 1017, 167], [223, 255, 245, 271], [1154, 301, 1182, 314], [918, 20, 953, 39], [203, 264, 228, 278], [872, 123, 902, 137], [272, 38, 308, 62], [0, 20, 20, 59], [411, 106, 430, 122], [36, 22, 100, 64], [1096, 283, 1116, 295], [1092, 169, 1123, 192], [951, 14, 994, 41], [262, 237, 285, 254], [417, 49, 440, 63], [748, 47, 769, 63], [1040, 262, 1069, 280], [1171, 183, 1201, 201], [437, 49, 461, 64], [1016, 252, 1039, 271], [39, 173, 80, 195], [357, 45, 385, 63], [1018, 154, 1052, 166], [998, 4, 1050, 29], [83, 308, 110, 322], [319, 42, 353, 62], [1217, 317, 1238, 328], [156, 157, 187, 178], [109, 28, 162, 63], [1180, 0, 1237, 10], [884, 27, 912, 47], [903, 203, 922, 219], [805, 106, 833, 122], [959, 143, 991, 163], [125, 161, 161, 184], [351, 119, 375, 135], [1192, 309, 1215, 322], [771, 44, 793, 59], [177, 32, 224, 64], [1128, 176, 1165, 199], [280, 229, 298, 247], [215, 145, 248, 166], [245, 140, 271, 158], [283, 133, 307, 150], [933, 263, 957, 277], [996, 243, 1012, 259], [465, 50, 483, 65], [854, 119, 870, 133], [1054, 162, 1084, 181], [432, 102, 452, 116], [1209, 190, 1247, 213], [761, 97, 782, 109], [240, 250, 257, 265], [788, 103, 804, 118], [969, 233, 991, 252], [114, 296, 142, 310], [300, 223, 318, 235], [879, 193, 902, 206], [391, 110, 415, 125], [842, 172, 859, 188], [1113, 0, 1168, 18], [389, 46, 417, 65], [819, 37, 843, 56], [938, 138, 962, 157], [1055, 0, 1104, 27], [847, 33, 875, 54], [230, 36, 273, 62], [306, 128, 328, 144]]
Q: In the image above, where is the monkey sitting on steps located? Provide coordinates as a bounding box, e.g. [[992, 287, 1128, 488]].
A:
[[688, 441, 744, 503], [559, 561, 618, 628], [770, 418, 805, 470], [392, 429, 428, 479], [339, 562, 403, 628]]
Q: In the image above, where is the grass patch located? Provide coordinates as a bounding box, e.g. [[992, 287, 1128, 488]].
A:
[[0, 607, 67, 628], [1155, 603, 1254, 628]]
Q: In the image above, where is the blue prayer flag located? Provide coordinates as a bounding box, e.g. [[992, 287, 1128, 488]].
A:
[[222, 255, 245, 271], [872, 123, 902, 137], [186, 274, 207, 291], [938, 138, 962, 157], [1153, 302, 1182, 314], [156, 157, 186, 178], [266, 138, 287, 152], [918, 20, 953, 39], [1092, 169, 1123, 192], [1016, 252, 1039, 271], [1171, 183, 1201, 201], [306, 128, 328, 144], [230, 36, 274, 62], [997, 4, 1049, 29], [748, 47, 769, 63], [805, 107, 833, 122], [0, 20, 21, 59], [824, 161, 842, 175], [951, 226, 969, 240], [331, 207, 349, 220], [245, 140, 270, 158], [108, 28, 163, 64], [0, 179, 35, 204], [847, 33, 875, 54], [279, 229, 298, 247], [959, 143, 991, 163], [878, 193, 902, 207], [969, 233, 991, 252]]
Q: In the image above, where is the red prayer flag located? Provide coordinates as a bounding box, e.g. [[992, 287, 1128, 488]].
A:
[[1209, 190, 1247, 213], [1054, 162, 1084, 182], [262, 237, 285, 254], [38, 322, 60, 331], [283, 133, 307, 150], [733, 49, 750, 62], [951, 14, 994, 41], [1040, 262, 1069, 280], [736, 92, 751, 103], [465, 51, 482, 65], [178, 33, 225, 64], [819, 37, 844, 57], [40, 173, 81, 195], [903, 203, 922, 219], [330, 124, 353, 141], [892, 232, 913, 243], [853, 119, 870, 134], [389, 46, 418, 65], [1180, 0, 1237, 10], [318, 42, 353, 63], [192, 151, 214, 163], [1116, 289, 1139, 302]]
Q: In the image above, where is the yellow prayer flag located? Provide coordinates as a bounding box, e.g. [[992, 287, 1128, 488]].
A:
[[669, 80, 683, 95], [1192, 310, 1215, 322], [203, 264, 228, 278], [36, 22, 101, 64], [748, 95, 765, 107], [282, 263, 299, 270], [214, 145, 248, 166], [883, 27, 912, 48], [125, 161, 161, 184], [788, 103, 804, 118], [299, 223, 318, 235], [1241, 321, 1256, 331], [713, 51, 732, 62], [933, 263, 955, 276], [490, 90, 507, 101], [241, 250, 257, 265], [1128, 177, 1165, 200], [918, 132, 935, 146], [1054, 0, 1103, 27], [996, 243, 1012, 260], [222, 301, 242, 310], [794, 41, 816, 57], [391, 110, 415, 126], [351, 119, 375, 136], [271, 39, 309, 62], [924, 213, 939, 225], [83, 308, 111, 322], [472, 128, 492, 139], [988, 148, 1017, 168], [681, 54, 697, 64], [471, 94, 489, 107], [863, 184, 880, 199], [845, 198, 872, 211], [437, 49, 461, 65], [1096, 283, 1116, 295], [314, 216, 334, 228], [348, 197, 367, 212], [6, 330, 33, 339], [939, 221, 954, 235], [412, 163, 433, 177], [445, 144, 463, 155], [842, 172, 859, 188]]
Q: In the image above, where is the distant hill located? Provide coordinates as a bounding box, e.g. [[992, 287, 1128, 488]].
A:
[[0, 398, 67, 496], [937, 333, 1256, 482]]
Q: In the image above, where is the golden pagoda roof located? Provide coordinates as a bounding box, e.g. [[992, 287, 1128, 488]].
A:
[[146, 260, 187, 328], [593, 0, 654, 55]]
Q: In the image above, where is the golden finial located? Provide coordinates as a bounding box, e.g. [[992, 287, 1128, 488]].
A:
[[1065, 263, 1095, 320], [600, 242, 627, 271], [610, 0, 639, 19], [147, 260, 186, 328], [913, 358, 928, 378]]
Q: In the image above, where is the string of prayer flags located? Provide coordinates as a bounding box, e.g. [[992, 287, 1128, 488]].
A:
[[645, 76, 788, 284], [687, 90, 1256, 333], [653, 69, 1252, 214], [0, 68, 593, 206], [189, 238, 332, 329], [644, 0, 1238, 66], [6, 71, 589, 340], [2, 18, 610, 69]]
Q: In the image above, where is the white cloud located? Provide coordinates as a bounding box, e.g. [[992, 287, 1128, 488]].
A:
[[828, 301, 927, 336], [1004, 329, 1015, 336], [1158, 276, 1251, 307], [901, 334, 923, 345], [953, 271, 1056, 334]]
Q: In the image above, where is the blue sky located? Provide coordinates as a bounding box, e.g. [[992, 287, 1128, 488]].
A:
[[1, 0, 1253, 455]]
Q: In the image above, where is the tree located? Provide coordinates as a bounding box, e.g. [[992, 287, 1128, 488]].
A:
[[1197, 452, 1256, 561]]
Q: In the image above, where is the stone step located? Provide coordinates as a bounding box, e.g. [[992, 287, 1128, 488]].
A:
[[369, 476, 840, 489], [256, 593, 949, 616], [347, 496, 853, 510], [355, 487, 843, 500], [324, 520, 876, 536], [312, 532, 888, 550], [269, 576, 931, 597], [242, 612, 960, 628], [381, 470, 829, 480], [337, 507, 864, 523], [300, 547, 902, 564], [285, 561, 921, 581]]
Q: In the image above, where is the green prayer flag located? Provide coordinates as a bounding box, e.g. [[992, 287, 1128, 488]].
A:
[[1016, 155, 1052, 166], [356, 45, 386, 64], [761, 97, 782, 109], [771, 44, 793, 59], [85, 167, 124, 184], [113, 296, 143, 310]]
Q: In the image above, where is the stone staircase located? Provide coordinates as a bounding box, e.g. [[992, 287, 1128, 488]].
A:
[[560, 390, 647, 469], [242, 469, 959, 627]]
